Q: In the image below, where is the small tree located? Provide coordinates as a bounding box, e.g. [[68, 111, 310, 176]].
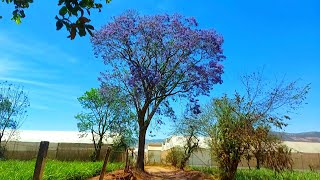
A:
[[173, 104, 207, 170], [209, 96, 249, 180], [0, 81, 29, 158], [207, 70, 310, 179], [75, 86, 134, 161], [92, 11, 225, 171], [165, 146, 184, 168]]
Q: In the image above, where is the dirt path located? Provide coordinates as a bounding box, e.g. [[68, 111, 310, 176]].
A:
[[88, 166, 212, 180], [143, 166, 207, 180]]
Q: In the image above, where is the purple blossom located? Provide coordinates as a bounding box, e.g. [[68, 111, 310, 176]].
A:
[[92, 10, 225, 125]]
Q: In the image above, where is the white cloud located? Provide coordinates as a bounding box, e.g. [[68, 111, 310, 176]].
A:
[[0, 77, 56, 88], [0, 57, 24, 75], [0, 31, 82, 110], [0, 31, 78, 65], [31, 104, 51, 111]]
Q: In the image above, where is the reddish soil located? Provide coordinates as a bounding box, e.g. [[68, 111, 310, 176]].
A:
[[87, 170, 132, 180], [88, 166, 213, 180]]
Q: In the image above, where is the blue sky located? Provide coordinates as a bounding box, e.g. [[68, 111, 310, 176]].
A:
[[0, 0, 319, 139]]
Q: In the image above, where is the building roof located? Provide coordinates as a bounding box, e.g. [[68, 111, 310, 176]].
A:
[[4, 130, 114, 144], [283, 141, 320, 153], [163, 135, 320, 153]]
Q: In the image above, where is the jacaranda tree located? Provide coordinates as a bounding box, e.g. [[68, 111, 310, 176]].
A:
[[92, 11, 225, 171]]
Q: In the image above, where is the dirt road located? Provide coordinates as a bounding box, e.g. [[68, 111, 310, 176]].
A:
[[144, 166, 206, 180], [88, 166, 212, 180]]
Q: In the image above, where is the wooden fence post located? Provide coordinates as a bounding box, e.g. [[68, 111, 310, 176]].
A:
[[33, 141, 49, 180], [301, 153, 304, 170], [99, 147, 112, 180], [317, 153, 320, 166]]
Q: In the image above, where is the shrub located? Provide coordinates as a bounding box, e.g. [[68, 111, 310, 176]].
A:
[[165, 147, 184, 168], [264, 144, 293, 173]]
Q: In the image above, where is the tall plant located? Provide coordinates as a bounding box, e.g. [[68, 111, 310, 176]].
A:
[[92, 11, 225, 171]]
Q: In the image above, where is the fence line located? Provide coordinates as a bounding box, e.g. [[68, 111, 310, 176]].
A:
[[4, 141, 125, 161], [186, 149, 320, 170]]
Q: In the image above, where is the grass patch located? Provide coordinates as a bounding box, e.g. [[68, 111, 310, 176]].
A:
[[190, 166, 320, 180], [0, 160, 124, 180]]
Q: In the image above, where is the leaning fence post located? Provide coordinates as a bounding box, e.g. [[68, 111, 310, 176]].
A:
[[33, 141, 49, 180], [99, 147, 112, 180]]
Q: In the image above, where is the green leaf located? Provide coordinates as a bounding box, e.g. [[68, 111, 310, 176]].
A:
[[12, 15, 21, 24], [106, 0, 112, 3], [78, 27, 86, 37], [56, 20, 63, 30], [70, 7, 78, 16], [85, 24, 94, 30], [87, 29, 93, 36], [59, 6, 68, 16], [20, 10, 25, 18], [79, 0, 86, 8]]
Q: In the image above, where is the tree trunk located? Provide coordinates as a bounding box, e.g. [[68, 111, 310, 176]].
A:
[[222, 160, 239, 180], [0, 135, 3, 147], [180, 158, 187, 170], [255, 151, 262, 169], [136, 125, 147, 171], [180, 153, 191, 170], [95, 146, 102, 162], [256, 157, 261, 169]]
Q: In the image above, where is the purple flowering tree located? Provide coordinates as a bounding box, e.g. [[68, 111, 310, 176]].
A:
[[91, 11, 225, 171]]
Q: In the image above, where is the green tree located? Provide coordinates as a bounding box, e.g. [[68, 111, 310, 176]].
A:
[[208, 96, 248, 180], [75, 86, 134, 161], [207, 71, 310, 179], [0, 81, 29, 158], [172, 106, 207, 170], [1, 0, 112, 39]]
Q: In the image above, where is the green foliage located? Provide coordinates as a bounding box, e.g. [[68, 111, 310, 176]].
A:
[[209, 96, 247, 180], [75, 87, 135, 161], [173, 117, 202, 169], [165, 147, 184, 168], [205, 71, 310, 179], [0, 81, 29, 149], [1, 0, 112, 39], [190, 166, 320, 180], [0, 160, 123, 180]]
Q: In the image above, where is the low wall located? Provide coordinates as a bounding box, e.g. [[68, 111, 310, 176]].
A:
[[161, 148, 320, 170], [3, 141, 125, 161]]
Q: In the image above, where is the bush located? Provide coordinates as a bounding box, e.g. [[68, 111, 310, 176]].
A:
[[264, 145, 293, 173], [165, 147, 184, 168]]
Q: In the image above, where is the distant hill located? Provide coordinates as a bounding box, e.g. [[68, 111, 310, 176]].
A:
[[273, 131, 320, 143]]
